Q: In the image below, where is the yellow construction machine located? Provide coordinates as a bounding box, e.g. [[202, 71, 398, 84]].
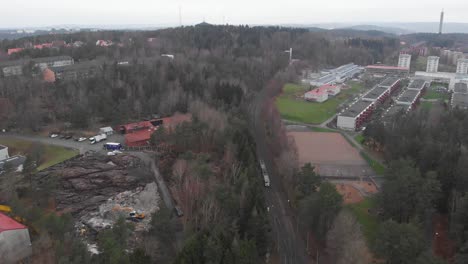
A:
[[111, 205, 145, 221]]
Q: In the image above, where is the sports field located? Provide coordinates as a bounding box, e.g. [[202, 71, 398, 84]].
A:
[[288, 131, 373, 178], [276, 81, 365, 124]]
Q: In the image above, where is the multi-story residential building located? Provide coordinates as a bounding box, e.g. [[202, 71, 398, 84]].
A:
[[32, 56, 74, 70], [337, 100, 375, 130], [426, 56, 440, 73], [456, 58, 468, 74], [398, 54, 411, 69]]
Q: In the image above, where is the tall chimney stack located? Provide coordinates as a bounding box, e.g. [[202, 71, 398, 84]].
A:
[[439, 9, 444, 34]]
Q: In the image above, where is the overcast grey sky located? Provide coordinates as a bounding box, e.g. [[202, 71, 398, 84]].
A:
[[1, 0, 467, 27]]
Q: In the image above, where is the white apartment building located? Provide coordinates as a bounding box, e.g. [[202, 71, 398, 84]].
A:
[[457, 58, 468, 74], [398, 54, 411, 69], [427, 56, 440, 73]]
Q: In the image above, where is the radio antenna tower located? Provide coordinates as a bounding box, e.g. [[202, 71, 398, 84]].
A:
[[439, 9, 444, 34]]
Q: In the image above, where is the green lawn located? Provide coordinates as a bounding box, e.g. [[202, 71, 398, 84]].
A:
[[276, 82, 365, 124], [348, 197, 379, 244], [360, 151, 385, 175], [309, 127, 336, 133], [0, 138, 78, 171], [420, 101, 434, 110], [355, 134, 365, 144], [422, 89, 449, 100]]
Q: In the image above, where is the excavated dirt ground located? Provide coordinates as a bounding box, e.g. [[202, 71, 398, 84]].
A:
[[34, 153, 161, 253]]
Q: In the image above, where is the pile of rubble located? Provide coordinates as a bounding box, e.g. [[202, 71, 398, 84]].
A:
[[81, 182, 160, 232], [34, 154, 152, 217]]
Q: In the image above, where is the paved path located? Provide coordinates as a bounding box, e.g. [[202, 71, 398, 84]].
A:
[[130, 152, 175, 210]]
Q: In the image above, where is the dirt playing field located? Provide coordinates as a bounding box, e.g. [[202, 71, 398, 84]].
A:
[[334, 181, 379, 204], [288, 131, 373, 178], [335, 183, 364, 204]]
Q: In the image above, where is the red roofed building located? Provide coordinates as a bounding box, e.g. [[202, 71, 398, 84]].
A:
[[7, 48, 24, 55], [43, 68, 56, 83], [304, 84, 341, 103], [122, 113, 192, 147], [34, 43, 53, 49], [0, 213, 32, 263], [96, 40, 113, 47]]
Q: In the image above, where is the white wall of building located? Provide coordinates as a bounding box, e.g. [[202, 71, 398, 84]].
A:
[[0, 229, 32, 263], [427, 56, 440, 73], [457, 59, 468, 74], [304, 92, 328, 102], [337, 116, 356, 130], [398, 54, 411, 69], [0, 146, 9, 160]]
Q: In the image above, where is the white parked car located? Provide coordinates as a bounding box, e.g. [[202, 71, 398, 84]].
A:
[[107, 150, 123, 156], [50, 134, 59, 138], [78, 137, 87, 142]]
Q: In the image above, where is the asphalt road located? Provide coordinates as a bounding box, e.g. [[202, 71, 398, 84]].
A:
[[249, 91, 310, 264]]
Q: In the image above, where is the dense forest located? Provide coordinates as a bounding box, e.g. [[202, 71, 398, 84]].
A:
[[0, 25, 407, 263], [363, 107, 468, 263]]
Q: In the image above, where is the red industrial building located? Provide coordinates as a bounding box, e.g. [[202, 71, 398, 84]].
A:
[[121, 113, 192, 147]]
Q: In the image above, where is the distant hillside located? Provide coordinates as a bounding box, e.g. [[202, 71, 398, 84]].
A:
[[375, 22, 468, 34], [290, 22, 468, 34], [327, 28, 396, 38], [344, 25, 412, 35]]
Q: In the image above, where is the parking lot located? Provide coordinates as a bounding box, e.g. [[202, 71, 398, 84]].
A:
[[1, 132, 125, 154]]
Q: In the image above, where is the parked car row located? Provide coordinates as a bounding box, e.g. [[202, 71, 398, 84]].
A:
[[49, 132, 87, 142]]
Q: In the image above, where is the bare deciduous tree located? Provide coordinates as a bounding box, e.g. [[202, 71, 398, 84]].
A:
[[326, 210, 371, 264]]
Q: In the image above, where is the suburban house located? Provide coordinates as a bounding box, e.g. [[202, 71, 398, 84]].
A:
[[0, 213, 32, 263]]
